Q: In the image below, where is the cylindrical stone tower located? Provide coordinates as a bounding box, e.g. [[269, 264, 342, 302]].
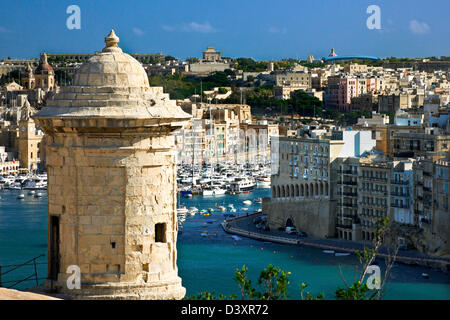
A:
[[33, 30, 190, 299]]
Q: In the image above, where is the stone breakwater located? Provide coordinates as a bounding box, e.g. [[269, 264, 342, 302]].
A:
[[222, 213, 450, 273]]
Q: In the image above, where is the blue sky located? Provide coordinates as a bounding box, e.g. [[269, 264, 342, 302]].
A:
[[0, 0, 448, 60]]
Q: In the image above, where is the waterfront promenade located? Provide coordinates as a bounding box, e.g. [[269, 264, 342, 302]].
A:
[[222, 212, 450, 271]]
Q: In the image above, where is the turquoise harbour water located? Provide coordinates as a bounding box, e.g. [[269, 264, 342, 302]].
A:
[[0, 188, 449, 299]]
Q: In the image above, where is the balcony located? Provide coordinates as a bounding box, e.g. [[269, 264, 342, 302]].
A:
[[392, 180, 410, 185], [342, 192, 358, 197], [359, 176, 387, 182], [391, 203, 410, 209], [336, 224, 353, 229], [338, 202, 358, 208], [338, 170, 358, 175], [391, 192, 410, 197], [337, 181, 357, 186]]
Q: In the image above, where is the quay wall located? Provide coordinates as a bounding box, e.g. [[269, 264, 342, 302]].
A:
[[222, 215, 450, 273], [263, 198, 337, 238]]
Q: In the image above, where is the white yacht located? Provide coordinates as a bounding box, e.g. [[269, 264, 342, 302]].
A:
[[213, 187, 226, 195], [230, 177, 256, 192], [202, 188, 214, 196], [256, 176, 271, 188]]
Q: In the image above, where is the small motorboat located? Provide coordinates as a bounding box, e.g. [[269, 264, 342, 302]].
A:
[[34, 192, 43, 198], [227, 204, 234, 208], [177, 206, 189, 214], [28, 190, 35, 195], [242, 207, 248, 211], [184, 194, 193, 198], [230, 208, 237, 213], [323, 250, 335, 254], [216, 205, 226, 211], [422, 273, 429, 279], [254, 197, 262, 203], [243, 200, 252, 205], [201, 231, 208, 237], [231, 235, 242, 241], [188, 207, 198, 216], [335, 252, 350, 257], [17, 194, 25, 199]]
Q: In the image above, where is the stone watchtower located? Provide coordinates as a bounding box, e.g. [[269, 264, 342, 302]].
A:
[[33, 30, 191, 299]]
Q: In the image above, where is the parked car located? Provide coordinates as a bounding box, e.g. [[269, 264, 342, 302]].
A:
[[285, 226, 297, 234]]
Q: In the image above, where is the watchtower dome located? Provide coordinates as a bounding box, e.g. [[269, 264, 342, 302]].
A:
[[33, 30, 190, 299]]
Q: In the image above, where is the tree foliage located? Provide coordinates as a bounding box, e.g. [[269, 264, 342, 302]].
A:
[[148, 72, 231, 100], [234, 58, 267, 72]]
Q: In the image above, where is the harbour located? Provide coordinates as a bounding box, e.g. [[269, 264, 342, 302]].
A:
[[0, 187, 449, 299]]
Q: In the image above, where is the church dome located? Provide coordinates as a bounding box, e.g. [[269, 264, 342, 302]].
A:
[[35, 53, 54, 75], [73, 30, 149, 88]]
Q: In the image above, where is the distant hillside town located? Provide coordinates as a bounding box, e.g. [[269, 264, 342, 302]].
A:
[[0, 46, 449, 259]]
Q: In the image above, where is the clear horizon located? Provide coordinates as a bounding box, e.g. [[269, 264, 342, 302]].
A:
[[0, 0, 449, 61]]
